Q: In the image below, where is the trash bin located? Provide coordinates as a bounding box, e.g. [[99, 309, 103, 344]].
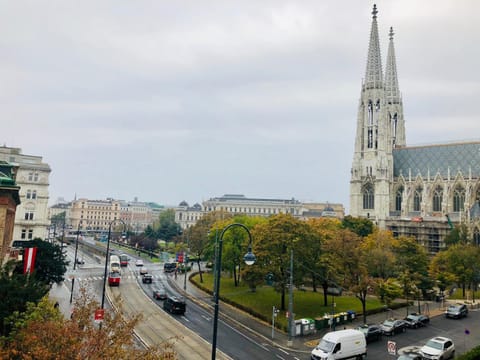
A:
[[347, 310, 356, 322], [293, 319, 302, 336], [301, 318, 316, 335]]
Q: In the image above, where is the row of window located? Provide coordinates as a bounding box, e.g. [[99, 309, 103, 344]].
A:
[[207, 206, 299, 215], [364, 184, 471, 212], [21, 229, 34, 239], [25, 190, 37, 199], [28, 172, 39, 182]]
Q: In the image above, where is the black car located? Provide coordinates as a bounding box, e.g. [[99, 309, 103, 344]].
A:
[[445, 303, 468, 319], [381, 319, 408, 335], [163, 296, 186, 315], [153, 287, 167, 300], [404, 313, 430, 328], [356, 324, 382, 342], [142, 274, 153, 284]]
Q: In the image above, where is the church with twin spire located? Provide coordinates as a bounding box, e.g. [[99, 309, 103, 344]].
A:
[[349, 5, 480, 252]]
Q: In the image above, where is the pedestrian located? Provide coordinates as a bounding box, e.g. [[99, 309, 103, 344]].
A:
[[54, 301, 59, 309]]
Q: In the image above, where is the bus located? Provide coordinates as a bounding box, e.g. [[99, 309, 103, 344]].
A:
[[119, 254, 129, 267], [110, 255, 121, 273]]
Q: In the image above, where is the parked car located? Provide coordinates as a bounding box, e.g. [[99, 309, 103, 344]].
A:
[[445, 303, 468, 319], [163, 296, 186, 315], [397, 351, 422, 360], [142, 274, 153, 284], [153, 287, 167, 300], [356, 323, 382, 342], [404, 313, 430, 328], [381, 319, 407, 335], [139, 266, 148, 275], [135, 259, 144, 267], [419, 336, 455, 360]]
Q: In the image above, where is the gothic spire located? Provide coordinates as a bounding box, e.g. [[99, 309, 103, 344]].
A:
[[385, 27, 400, 103], [364, 4, 383, 89]]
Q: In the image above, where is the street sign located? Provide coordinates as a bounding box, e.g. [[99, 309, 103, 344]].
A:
[[387, 341, 396, 355]]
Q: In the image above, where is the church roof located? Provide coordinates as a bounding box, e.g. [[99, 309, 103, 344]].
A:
[[393, 141, 480, 178]]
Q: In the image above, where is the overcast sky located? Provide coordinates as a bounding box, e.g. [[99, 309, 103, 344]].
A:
[[2, 1, 479, 211]]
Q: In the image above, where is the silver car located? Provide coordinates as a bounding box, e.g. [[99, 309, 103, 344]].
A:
[[420, 337, 455, 360]]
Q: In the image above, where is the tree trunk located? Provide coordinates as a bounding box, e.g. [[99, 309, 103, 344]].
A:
[[322, 282, 329, 306], [311, 271, 317, 292], [281, 286, 286, 310], [197, 260, 203, 283]]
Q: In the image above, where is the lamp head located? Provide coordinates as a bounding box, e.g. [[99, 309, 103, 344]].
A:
[[243, 249, 256, 266]]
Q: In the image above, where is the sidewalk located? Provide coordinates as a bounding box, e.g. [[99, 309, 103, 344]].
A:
[[167, 270, 449, 355]]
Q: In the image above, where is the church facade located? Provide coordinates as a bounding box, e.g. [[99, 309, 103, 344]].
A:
[[349, 5, 480, 253]]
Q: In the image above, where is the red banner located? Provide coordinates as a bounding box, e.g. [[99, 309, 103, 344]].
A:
[[23, 247, 37, 274]]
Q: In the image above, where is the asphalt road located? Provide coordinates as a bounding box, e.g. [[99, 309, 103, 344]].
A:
[[61, 243, 480, 360]]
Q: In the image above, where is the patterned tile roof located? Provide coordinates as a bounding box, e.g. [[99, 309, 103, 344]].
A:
[[393, 141, 480, 178]]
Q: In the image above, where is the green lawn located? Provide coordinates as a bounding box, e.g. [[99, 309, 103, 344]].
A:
[[192, 273, 384, 330]]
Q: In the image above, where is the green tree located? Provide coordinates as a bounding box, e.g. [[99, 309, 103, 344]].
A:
[[252, 214, 311, 310], [188, 211, 232, 283], [16, 238, 69, 285], [341, 215, 374, 237], [362, 229, 396, 279], [156, 209, 181, 242], [0, 260, 50, 336], [444, 223, 470, 247]]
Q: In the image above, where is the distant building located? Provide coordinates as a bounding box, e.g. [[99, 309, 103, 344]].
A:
[[175, 201, 204, 230], [61, 197, 162, 234], [0, 146, 51, 242], [0, 161, 20, 263], [120, 197, 154, 233], [69, 198, 121, 233], [175, 194, 344, 229]]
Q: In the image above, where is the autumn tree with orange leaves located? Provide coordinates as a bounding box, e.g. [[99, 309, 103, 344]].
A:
[[0, 287, 177, 360]]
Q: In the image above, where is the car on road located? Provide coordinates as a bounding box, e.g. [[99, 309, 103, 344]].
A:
[[445, 303, 468, 319], [397, 352, 422, 360], [380, 318, 407, 335], [153, 287, 167, 300], [142, 274, 153, 284], [76, 258, 85, 265], [135, 259, 144, 267], [139, 266, 148, 275], [404, 313, 430, 328], [419, 336, 455, 360], [356, 323, 382, 342], [163, 296, 186, 315]]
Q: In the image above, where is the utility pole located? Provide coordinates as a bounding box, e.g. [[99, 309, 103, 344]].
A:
[[287, 250, 294, 347]]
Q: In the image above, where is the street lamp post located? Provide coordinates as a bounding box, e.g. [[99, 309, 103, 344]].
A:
[[70, 221, 83, 303], [287, 250, 294, 346], [101, 219, 126, 310], [211, 223, 256, 360], [183, 229, 189, 291]]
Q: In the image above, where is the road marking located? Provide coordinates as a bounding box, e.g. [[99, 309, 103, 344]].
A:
[[278, 348, 289, 355], [201, 315, 211, 321]]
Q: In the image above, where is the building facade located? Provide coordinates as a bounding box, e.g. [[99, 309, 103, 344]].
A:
[[350, 5, 480, 252], [0, 161, 20, 263], [175, 194, 343, 229], [69, 198, 121, 233], [0, 146, 51, 242], [120, 197, 154, 234]]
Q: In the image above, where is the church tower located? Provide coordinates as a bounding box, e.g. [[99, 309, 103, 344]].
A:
[[349, 5, 405, 226]]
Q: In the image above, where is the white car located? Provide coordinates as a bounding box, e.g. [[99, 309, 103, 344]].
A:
[[139, 266, 148, 275], [419, 336, 455, 360], [135, 259, 144, 267]]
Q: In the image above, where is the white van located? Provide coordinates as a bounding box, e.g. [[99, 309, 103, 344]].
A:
[[311, 329, 367, 360]]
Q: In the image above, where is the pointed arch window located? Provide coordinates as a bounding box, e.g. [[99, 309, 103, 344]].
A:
[[474, 228, 480, 246], [413, 187, 422, 212], [453, 186, 465, 212], [395, 187, 403, 211], [433, 185, 443, 212], [363, 184, 374, 210], [367, 101, 374, 148]]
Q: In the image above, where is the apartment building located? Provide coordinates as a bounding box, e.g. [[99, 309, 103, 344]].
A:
[[0, 146, 51, 242]]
